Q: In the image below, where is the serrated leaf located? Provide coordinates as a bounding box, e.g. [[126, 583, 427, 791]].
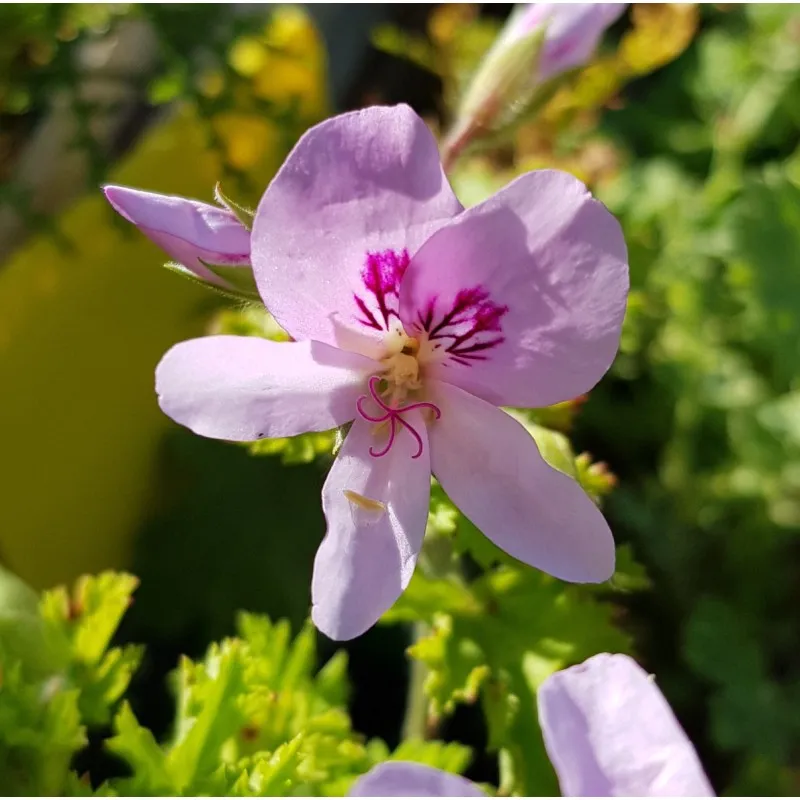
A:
[[390, 738, 472, 774], [315, 651, 350, 707], [107, 702, 172, 793], [168, 641, 248, 792], [393, 565, 631, 796]]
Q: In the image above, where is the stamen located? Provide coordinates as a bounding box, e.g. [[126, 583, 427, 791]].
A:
[[369, 416, 397, 458], [396, 416, 425, 459], [400, 400, 442, 419], [343, 489, 386, 513], [355, 375, 442, 459], [356, 394, 391, 423]]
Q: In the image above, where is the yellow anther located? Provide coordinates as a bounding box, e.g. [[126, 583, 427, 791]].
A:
[[343, 489, 386, 513]]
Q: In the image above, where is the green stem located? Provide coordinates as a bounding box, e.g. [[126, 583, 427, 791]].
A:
[[401, 622, 431, 741]]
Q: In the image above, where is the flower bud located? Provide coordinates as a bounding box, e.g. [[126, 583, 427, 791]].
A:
[[444, 3, 626, 165], [103, 184, 258, 298]]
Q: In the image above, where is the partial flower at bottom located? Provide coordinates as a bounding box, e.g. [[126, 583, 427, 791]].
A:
[[349, 653, 714, 797]]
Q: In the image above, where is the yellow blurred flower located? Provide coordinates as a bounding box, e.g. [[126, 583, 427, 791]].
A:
[[267, 5, 324, 65], [213, 113, 283, 172], [252, 54, 325, 118], [228, 36, 268, 78]]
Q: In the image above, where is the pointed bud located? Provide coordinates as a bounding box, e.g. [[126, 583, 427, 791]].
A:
[[103, 184, 258, 298], [444, 3, 626, 166]]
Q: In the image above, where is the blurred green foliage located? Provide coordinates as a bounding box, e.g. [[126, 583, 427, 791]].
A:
[[0, 569, 474, 796]]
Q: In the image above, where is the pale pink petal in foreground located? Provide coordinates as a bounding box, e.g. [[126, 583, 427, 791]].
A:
[[312, 411, 431, 641], [251, 104, 463, 357], [400, 169, 628, 409], [539, 653, 715, 797], [429, 381, 615, 582], [103, 185, 251, 286], [349, 762, 484, 797], [156, 337, 377, 442]]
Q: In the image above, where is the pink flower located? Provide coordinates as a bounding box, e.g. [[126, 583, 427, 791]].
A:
[[350, 654, 714, 797], [155, 105, 629, 640], [103, 185, 254, 294]]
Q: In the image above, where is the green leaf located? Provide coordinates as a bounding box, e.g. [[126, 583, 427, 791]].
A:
[[106, 703, 172, 794], [0, 565, 59, 678], [392, 566, 632, 796], [198, 259, 260, 300], [214, 182, 255, 230], [390, 738, 472, 774], [167, 641, 248, 791]]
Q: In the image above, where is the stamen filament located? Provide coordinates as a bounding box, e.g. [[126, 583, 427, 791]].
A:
[[396, 416, 425, 458], [355, 374, 442, 460], [369, 416, 397, 458]]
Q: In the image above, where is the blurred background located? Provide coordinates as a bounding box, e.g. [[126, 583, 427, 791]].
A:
[[1, 3, 799, 795]]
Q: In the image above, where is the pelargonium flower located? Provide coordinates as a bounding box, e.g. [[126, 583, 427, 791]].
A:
[[103, 184, 256, 297], [154, 104, 629, 640], [349, 654, 714, 797]]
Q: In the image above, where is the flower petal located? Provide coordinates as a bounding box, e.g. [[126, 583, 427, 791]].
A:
[[539, 653, 715, 797], [400, 169, 628, 407], [312, 411, 430, 640], [428, 381, 614, 582], [349, 763, 484, 797], [251, 104, 462, 357], [156, 337, 376, 441], [103, 185, 251, 286]]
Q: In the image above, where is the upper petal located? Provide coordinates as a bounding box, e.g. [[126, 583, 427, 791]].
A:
[[312, 411, 430, 641], [538, 653, 715, 797], [104, 185, 251, 285], [349, 763, 484, 797], [400, 169, 628, 407], [428, 381, 615, 582], [156, 337, 376, 441], [251, 104, 463, 357]]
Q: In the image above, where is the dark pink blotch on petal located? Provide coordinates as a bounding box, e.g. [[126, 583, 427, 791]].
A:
[[415, 284, 509, 366], [251, 104, 462, 358], [354, 248, 410, 331], [400, 169, 629, 408]]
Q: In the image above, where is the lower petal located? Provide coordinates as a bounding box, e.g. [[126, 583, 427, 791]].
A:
[[349, 763, 484, 797], [312, 412, 430, 641], [156, 337, 376, 441], [428, 381, 614, 582], [538, 653, 715, 797]]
